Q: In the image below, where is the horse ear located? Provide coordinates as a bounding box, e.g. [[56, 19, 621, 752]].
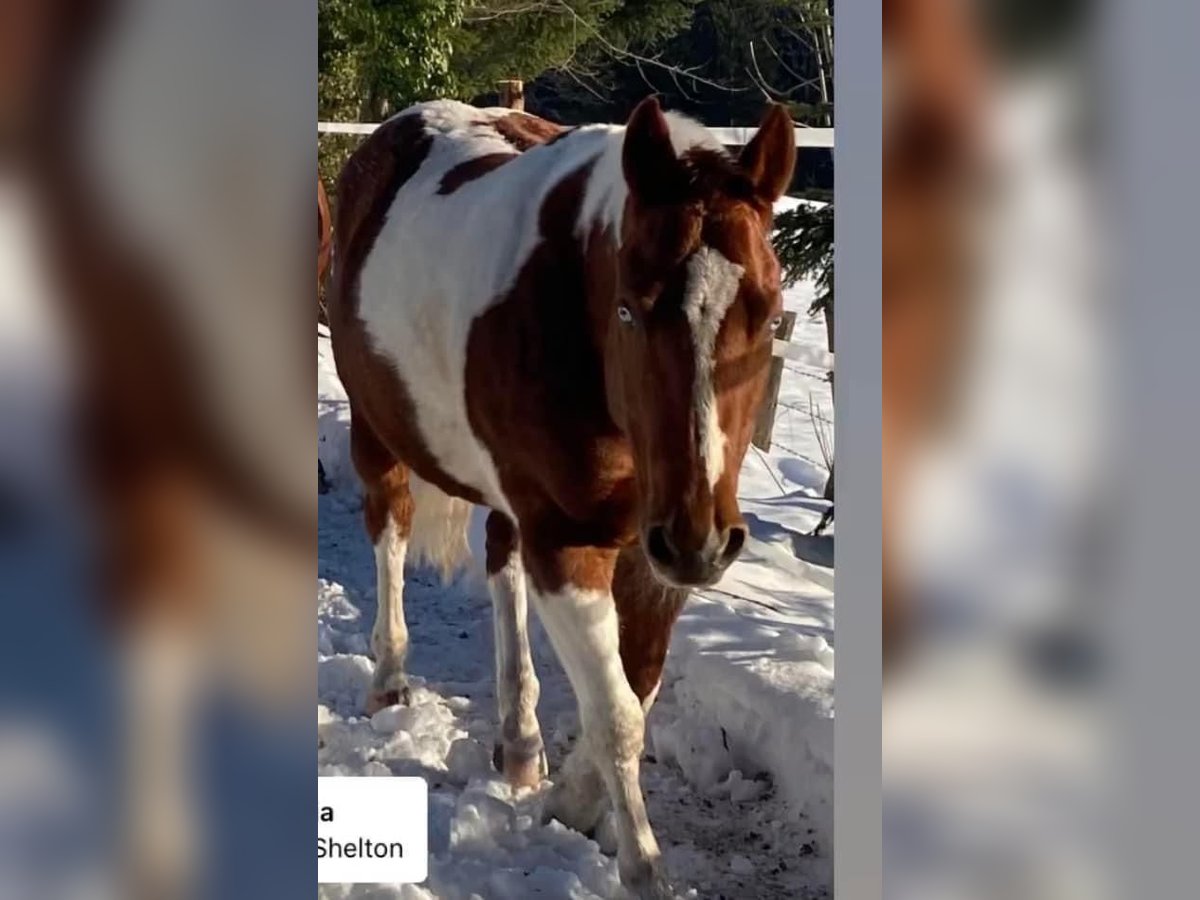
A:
[[622, 96, 681, 202], [739, 103, 797, 202]]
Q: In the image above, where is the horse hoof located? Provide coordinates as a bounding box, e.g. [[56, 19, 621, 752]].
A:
[[625, 864, 679, 900], [365, 684, 411, 715], [492, 742, 547, 789]]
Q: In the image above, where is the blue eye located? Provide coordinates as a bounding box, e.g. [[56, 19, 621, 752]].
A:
[[617, 305, 634, 325]]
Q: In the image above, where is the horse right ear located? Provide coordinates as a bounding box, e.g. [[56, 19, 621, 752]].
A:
[[622, 96, 682, 203]]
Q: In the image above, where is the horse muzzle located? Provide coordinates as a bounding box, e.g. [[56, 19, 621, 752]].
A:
[[642, 518, 747, 588]]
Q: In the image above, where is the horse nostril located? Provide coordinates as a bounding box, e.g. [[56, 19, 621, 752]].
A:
[[721, 524, 748, 564], [645, 524, 676, 568]]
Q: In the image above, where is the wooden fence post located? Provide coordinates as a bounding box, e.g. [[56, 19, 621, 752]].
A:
[[497, 79, 525, 111], [752, 310, 797, 451], [820, 301, 834, 513], [823, 298, 834, 358]]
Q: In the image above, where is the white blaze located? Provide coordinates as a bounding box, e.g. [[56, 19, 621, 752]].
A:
[[682, 247, 744, 487]]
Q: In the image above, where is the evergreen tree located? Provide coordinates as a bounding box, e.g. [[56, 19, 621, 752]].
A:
[[318, 0, 699, 189], [319, 0, 464, 187], [453, 0, 697, 97]]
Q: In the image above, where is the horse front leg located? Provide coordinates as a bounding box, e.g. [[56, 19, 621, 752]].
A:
[[523, 541, 672, 899], [613, 545, 689, 714], [566, 546, 689, 855]]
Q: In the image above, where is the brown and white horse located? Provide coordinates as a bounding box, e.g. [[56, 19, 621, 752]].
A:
[[329, 96, 795, 896]]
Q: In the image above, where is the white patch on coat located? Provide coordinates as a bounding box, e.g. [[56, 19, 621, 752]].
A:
[[370, 514, 409, 695], [683, 247, 745, 487]]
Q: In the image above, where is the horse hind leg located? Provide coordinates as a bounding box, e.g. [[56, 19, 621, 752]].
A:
[[484, 511, 546, 788], [351, 414, 414, 714]]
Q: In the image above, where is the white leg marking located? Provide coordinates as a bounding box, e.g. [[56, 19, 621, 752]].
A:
[[369, 513, 410, 709], [531, 585, 664, 890], [683, 247, 744, 487], [122, 620, 202, 897], [489, 551, 545, 786]]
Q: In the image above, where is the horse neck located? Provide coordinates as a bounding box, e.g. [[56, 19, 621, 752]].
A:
[[577, 235, 628, 437], [555, 129, 625, 416]]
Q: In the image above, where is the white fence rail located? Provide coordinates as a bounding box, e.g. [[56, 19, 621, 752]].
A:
[[318, 121, 834, 148]]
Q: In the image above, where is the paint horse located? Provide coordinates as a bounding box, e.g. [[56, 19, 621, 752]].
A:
[[329, 96, 795, 897]]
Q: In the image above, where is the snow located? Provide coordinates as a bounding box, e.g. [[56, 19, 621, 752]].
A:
[[317, 214, 834, 898]]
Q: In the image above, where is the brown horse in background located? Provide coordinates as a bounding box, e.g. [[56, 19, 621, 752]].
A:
[[318, 174, 332, 324]]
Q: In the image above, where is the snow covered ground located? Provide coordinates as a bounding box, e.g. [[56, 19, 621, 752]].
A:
[[317, 233, 834, 899]]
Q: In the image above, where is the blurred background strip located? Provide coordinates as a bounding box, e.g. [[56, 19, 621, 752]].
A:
[[0, 1, 315, 898]]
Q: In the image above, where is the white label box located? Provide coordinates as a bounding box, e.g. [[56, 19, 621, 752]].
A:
[[318, 776, 429, 884]]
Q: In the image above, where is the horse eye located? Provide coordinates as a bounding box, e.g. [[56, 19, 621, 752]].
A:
[[768, 314, 784, 333], [617, 305, 634, 325]]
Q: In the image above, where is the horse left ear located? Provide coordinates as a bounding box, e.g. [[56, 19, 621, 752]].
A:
[[623, 96, 684, 203], [739, 103, 797, 202]]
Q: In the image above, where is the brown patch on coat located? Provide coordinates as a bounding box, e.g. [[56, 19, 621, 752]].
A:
[[492, 112, 566, 151], [522, 544, 619, 596], [437, 151, 517, 195], [613, 545, 688, 702], [352, 414, 415, 543]]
